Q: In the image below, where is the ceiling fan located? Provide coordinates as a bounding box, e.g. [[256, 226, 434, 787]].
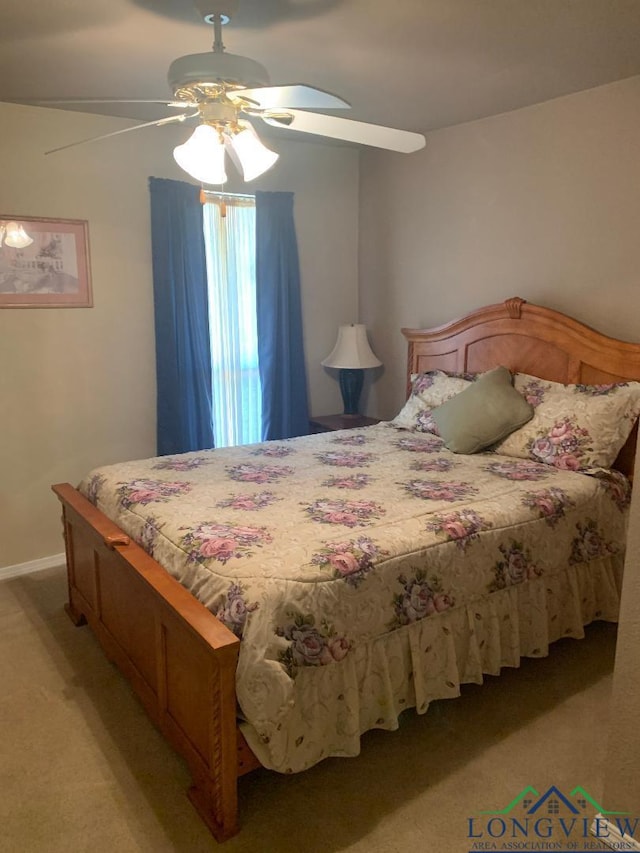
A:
[[42, 0, 426, 185]]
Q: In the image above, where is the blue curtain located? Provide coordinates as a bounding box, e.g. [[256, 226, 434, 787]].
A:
[[149, 177, 214, 455], [255, 191, 310, 440]]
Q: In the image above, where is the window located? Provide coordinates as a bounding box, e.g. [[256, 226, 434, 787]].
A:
[[149, 180, 309, 455], [202, 195, 261, 448]]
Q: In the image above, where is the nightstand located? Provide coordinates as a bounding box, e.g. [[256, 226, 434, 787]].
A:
[[308, 414, 380, 434]]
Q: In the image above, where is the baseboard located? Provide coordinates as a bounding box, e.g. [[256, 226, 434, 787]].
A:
[[0, 553, 66, 581], [592, 814, 640, 851]]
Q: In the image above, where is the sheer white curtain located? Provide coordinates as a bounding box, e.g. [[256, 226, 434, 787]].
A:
[[203, 197, 262, 447]]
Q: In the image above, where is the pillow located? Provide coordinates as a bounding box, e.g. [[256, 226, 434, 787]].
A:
[[391, 370, 474, 432], [431, 366, 534, 454], [495, 373, 640, 470]]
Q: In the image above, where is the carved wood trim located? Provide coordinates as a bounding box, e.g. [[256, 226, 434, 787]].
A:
[[505, 296, 526, 318], [104, 532, 131, 549]]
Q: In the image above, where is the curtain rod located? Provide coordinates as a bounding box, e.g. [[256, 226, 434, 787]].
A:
[[200, 189, 254, 202], [200, 189, 255, 216]]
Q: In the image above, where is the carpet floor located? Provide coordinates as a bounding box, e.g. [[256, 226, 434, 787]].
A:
[[0, 565, 616, 853]]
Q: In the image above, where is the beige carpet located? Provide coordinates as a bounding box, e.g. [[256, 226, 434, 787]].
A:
[[0, 565, 616, 853]]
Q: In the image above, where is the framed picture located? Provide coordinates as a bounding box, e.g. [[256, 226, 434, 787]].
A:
[[0, 216, 92, 308]]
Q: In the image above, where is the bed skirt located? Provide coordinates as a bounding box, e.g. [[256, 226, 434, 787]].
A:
[[240, 554, 622, 772]]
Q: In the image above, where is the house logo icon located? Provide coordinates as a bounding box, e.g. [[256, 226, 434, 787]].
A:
[[467, 785, 638, 851], [480, 784, 627, 817]]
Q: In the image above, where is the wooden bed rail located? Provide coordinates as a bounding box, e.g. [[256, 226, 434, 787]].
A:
[[52, 483, 259, 841]]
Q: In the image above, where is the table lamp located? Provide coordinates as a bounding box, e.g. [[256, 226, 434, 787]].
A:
[[321, 324, 382, 415]]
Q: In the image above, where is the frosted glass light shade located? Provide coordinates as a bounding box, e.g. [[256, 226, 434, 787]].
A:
[[321, 324, 382, 369], [2, 221, 33, 249], [229, 121, 279, 181], [173, 124, 228, 185]]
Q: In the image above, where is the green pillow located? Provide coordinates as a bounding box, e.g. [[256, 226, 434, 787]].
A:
[[431, 366, 534, 454]]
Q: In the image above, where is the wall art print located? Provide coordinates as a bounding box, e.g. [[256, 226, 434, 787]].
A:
[[0, 215, 92, 308]]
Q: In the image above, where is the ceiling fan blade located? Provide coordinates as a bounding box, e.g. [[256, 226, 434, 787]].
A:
[[261, 109, 425, 153], [44, 112, 199, 155], [26, 98, 197, 108], [230, 85, 349, 111]]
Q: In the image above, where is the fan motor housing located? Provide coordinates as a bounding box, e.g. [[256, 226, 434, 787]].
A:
[[168, 52, 270, 91]]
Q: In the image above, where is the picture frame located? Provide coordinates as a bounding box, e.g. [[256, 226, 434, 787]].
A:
[[0, 215, 92, 308]]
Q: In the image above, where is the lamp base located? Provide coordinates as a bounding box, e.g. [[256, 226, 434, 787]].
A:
[[338, 368, 364, 415]]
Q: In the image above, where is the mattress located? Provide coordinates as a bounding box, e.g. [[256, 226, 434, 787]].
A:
[[79, 423, 628, 772]]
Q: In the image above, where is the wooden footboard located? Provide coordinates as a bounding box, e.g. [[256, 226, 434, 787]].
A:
[[52, 483, 260, 841]]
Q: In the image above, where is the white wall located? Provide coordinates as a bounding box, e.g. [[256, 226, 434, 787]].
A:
[[358, 73, 640, 820], [0, 101, 359, 567], [358, 75, 640, 421]]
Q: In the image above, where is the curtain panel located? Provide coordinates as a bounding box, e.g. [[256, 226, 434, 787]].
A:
[[203, 198, 262, 447], [255, 190, 310, 441], [148, 177, 214, 455]]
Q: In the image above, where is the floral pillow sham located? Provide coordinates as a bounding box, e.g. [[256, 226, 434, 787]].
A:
[[391, 370, 475, 433], [494, 374, 640, 471]]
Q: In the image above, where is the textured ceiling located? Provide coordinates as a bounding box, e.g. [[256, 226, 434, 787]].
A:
[[2, 0, 640, 139]]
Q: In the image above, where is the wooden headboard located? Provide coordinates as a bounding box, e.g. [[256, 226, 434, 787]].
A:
[[402, 296, 640, 479]]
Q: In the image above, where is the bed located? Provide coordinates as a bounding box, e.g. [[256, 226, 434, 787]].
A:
[[52, 296, 640, 841]]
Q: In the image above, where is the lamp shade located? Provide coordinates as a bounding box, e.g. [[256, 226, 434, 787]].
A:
[[173, 124, 228, 185], [321, 324, 382, 369], [228, 121, 279, 182]]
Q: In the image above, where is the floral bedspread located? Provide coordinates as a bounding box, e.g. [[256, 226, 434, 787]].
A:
[[80, 423, 629, 772]]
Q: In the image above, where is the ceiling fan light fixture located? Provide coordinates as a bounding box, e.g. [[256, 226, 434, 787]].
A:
[[227, 121, 279, 181], [38, 2, 426, 174], [173, 123, 228, 185]]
